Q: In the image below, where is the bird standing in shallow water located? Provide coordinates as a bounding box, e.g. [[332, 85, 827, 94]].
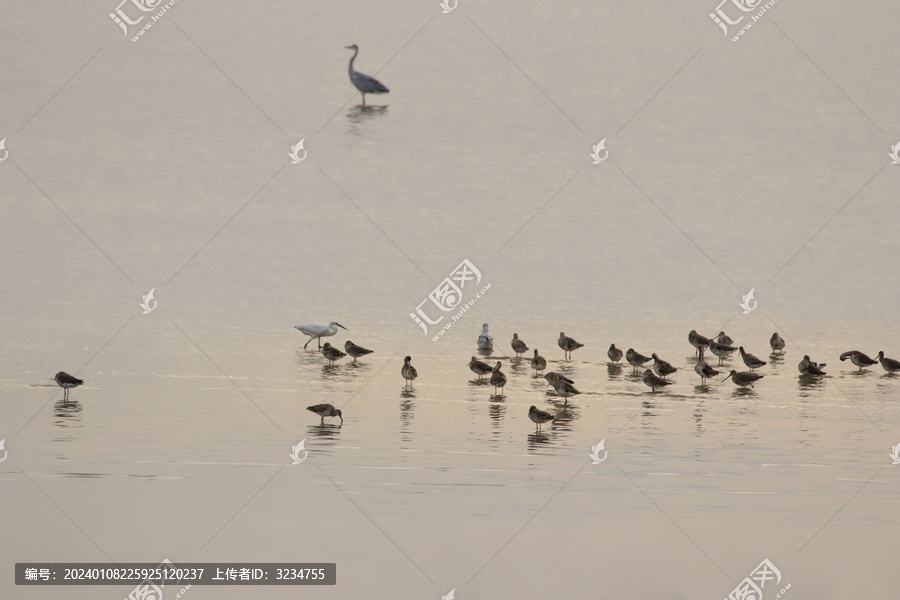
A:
[[651, 353, 677, 379], [722, 370, 764, 388], [490, 361, 507, 394], [607, 344, 623, 364], [528, 405, 554, 432], [695, 348, 718, 385], [798, 355, 826, 376], [626, 348, 652, 374], [546, 372, 580, 404], [468, 356, 493, 379], [770, 333, 786, 354], [344, 340, 373, 361], [531, 350, 547, 374], [739, 346, 767, 371], [295, 320, 347, 350], [53, 371, 83, 401], [510, 333, 528, 357], [320, 342, 346, 365], [688, 330, 710, 357], [716, 331, 734, 346], [641, 369, 672, 392], [307, 403, 343, 425], [877, 351, 900, 373], [558, 332, 583, 360], [840, 351, 877, 371], [344, 44, 389, 106], [708, 338, 737, 365], [401, 356, 417, 386], [477, 323, 494, 351]]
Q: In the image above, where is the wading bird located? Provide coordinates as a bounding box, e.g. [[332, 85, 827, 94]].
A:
[[307, 403, 343, 425], [53, 371, 83, 401], [345, 44, 389, 106], [295, 321, 347, 350], [344, 340, 373, 361], [528, 405, 554, 432]]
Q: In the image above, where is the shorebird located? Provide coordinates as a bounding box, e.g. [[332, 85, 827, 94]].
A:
[[641, 369, 672, 392], [716, 331, 734, 346], [401, 356, 417, 386], [694, 348, 719, 385], [528, 405, 554, 432], [798, 355, 826, 376], [53, 371, 83, 401], [544, 372, 574, 386], [477, 323, 494, 351], [510, 333, 529, 357], [651, 353, 677, 379], [722, 370, 764, 388], [344, 340, 373, 361], [877, 351, 900, 373], [840, 351, 878, 372], [531, 350, 547, 374], [770, 333, 786, 354], [546, 372, 580, 404], [490, 361, 507, 394], [306, 403, 343, 425], [320, 342, 347, 365], [558, 332, 583, 360], [468, 356, 493, 379], [344, 44, 389, 107], [688, 330, 710, 356], [708, 338, 737, 365], [625, 348, 652, 374], [607, 343, 624, 364], [295, 320, 347, 349], [739, 347, 766, 371]]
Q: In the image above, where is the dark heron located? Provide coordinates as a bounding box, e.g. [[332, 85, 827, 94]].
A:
[[344, 44, 389, 106]]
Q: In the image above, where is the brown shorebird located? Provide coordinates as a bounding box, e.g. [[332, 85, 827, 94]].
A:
[[528, 405, 554, 432], [490, 361, 507, 394], [716, 331, 734, 346], [320, 342, 347, 365], [53, 371, 83, 401], [607, 344, 624, 364], [531, 350, 547, 374], [722, 370, 764, 388], [401, 356, 417, 386], [626, 348, 652, 374], [798, 355, 826, 376], [558, 332, 583, 360], [877, 351, 900, 374], [708, 338, 737, 365], [688, 330, 710, 356], [344, 340, 373, 361], [546, 372, 580, 404], [694, 348, 719, 385], [651, 353, 677, 379], [770, 332, 786, 354], [739, 346, 766, 371], [840, 351, 877, 372], [511, 333, 529, 357], [307, 403, 343, 425], [641, 369, 672, 392], [468, 356, 493, 379]]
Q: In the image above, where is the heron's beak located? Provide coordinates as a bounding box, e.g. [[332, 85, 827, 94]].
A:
[[344, 45, 353, 49], [337, 323, 348, 330]]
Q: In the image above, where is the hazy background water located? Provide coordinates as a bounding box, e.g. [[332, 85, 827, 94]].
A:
[[2, 0, 899, 598]]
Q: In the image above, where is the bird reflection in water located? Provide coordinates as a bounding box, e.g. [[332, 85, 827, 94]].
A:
[[488, 396, 506, 427], [54, 398, 82, 427]]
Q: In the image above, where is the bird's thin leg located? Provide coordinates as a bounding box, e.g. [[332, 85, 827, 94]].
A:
[[304, 338, 311, 350], [317, 338, 322, 349], [362, 94, 366, 107]]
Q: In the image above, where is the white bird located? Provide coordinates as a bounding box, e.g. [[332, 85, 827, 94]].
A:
[[477, 323, 494, 351], [295, 320, 347, 349]]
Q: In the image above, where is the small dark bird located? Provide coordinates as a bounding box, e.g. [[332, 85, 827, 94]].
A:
[[53, 371, 83, 401], [345, 44, 389, 106], [607, 344, 624, 364], [651, 353, 677, 379], [558, 332, 584, 360], [840, 351, 877, 372], [739, 346, 767, 371], [722, 370, 764, 388], [770, 332, 786, 354], [307, 403, 343, 425], [401, 356, 417, 386], [320, 342, 346, 365], [490, 361, 507, 394], [877, 351, 900, 374], [510, 333, 529, 357], [531, 350, 547, 374], [528, 405, 554, 432], [798, 355, 826, 376], [468, 356, 493, 379], [344, 340, 373, 361], [688, 330, 710, 356], [641, 369, 672, 392], [626, 348, 652, 374]]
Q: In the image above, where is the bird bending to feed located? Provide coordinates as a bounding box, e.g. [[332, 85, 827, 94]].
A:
[[528, 405, 554, 432], [546, 372, 580, 404], [716, 331, 734, 346], [344, 340, 373, 361], [625, 348, 652, 374], [840, 350, 877, 371], [510, 333, 528, 357], [531, 349, 547, 374], [688, 330, 710, 356], [798, 355, 826, 376], [53, 371, 83, 401], [722, 370, 764, 388], [739, 346, 767, 371], [707, 338, 737, 365], [468, 356, 493, 379], [544, 372, 574, 386], [401, 356, 417, 386], [641, 369, 672, 392], [651, 353, 677, 379], [770, 332, 786, 354], [558, 332, 583, 360], [344, 44, 389, 106], [877, 351, 900, 373], [607, 343, 623, 364], [695, 348, 719, 385], [320, 342, 346, 365], [295, 320, 347, 349], [477, 323, 494, 351], [490, 361, 507, 394], [307, 403, 343, 425]]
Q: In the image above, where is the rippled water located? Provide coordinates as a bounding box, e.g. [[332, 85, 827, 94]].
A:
[[2, 1, 899, 598]]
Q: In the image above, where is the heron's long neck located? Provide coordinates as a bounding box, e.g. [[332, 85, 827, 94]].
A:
[[348, 48, 358, 74]]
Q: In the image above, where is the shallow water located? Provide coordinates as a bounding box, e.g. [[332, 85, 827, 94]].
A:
[[2, 0, 900, 598]]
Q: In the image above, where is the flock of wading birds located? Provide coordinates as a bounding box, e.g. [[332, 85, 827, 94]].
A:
[[48, 321, 900, 433]]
